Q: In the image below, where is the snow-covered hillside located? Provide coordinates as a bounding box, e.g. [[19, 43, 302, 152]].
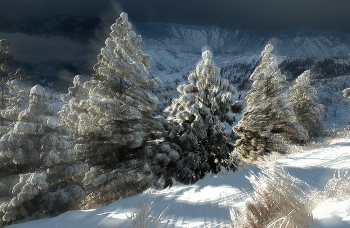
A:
[[7, 136, 350, 228], [312, 75, 350, 129]]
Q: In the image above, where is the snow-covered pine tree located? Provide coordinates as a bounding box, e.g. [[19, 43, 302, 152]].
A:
[[1, 76, 27, 124], [163, 50, 242, 184], [0, 40, 14, 82], [0, 40, 26, 131], [233, 44, 308, 161], [59, 12, 167, 207], [290, 70, 324, 138], [60, 75, 89, 132], [0, 85, 87, 226]]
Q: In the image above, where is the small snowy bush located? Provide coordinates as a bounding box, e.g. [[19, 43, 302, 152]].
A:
[[127, 198, 169, 228], [230, 167, 312, 228], [307, 170, 350, 210], [103, 197, 170, 228]]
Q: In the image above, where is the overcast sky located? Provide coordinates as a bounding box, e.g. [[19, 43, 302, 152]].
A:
[[1, 0, 350, 63], [1, 0, 350, 33]]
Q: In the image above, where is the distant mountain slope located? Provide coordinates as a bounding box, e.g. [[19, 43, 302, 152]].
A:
[[135, 23, 350, 58], [2, 16, 350, 58]]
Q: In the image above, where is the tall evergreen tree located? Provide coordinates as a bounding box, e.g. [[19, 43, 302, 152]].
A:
[[290, 70, 324, 138], [59, 12, 166, 207], [0, 85, 86, 226], [233, 44, 308, 161], [163, 50, 242, 184], [0, 40, 26, 130], [1, 77, 28, 124], [0, 41, 14, 93]]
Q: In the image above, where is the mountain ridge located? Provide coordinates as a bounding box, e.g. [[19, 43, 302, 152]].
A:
[[2, 15, 350, 58]]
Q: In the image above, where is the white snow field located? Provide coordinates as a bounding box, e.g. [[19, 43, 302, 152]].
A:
[[8, 137, 350, 228]]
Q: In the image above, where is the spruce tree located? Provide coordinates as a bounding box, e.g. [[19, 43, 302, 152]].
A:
[[163, 50, 241, 184], [0, 40, 14, 91], [290, 70, 324, 138], [59, 12, 166, 207], [0, 40, 26, 131], [0, 85, 86, 226], [233, 44, 308, 161], [59, 75, 89, 133], [1, 77, 28, 124]]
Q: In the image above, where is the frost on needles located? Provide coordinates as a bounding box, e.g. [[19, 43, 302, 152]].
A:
[[163, 50, 242, 184], [59, 12, 167, 207], [290, 70, 324, 138], [1, 78, 28, 124], [0, 39, 27, 135], [234, 44, 308, 161], [0, 85, 87, 227]]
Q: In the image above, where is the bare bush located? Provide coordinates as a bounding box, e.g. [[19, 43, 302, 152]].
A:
[[307, 170, 350, 211], [127, 198, 169, 228], [102, 197, 171, 228], [230, 167, 312, 228]]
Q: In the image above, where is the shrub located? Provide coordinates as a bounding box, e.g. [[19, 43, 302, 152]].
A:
[[307, 170, 350, 211], [230, 167, 312, 228]]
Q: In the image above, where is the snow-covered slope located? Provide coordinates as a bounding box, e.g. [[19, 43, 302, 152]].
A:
[[8, 137, 350, 228], [312, 75, 350, 130]]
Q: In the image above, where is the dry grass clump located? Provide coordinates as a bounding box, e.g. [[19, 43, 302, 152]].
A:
[[102, 197, 170, 228], [321, 125, 350, 146], [252, 152, 287, 167], [323, 170, 350, 198], [307, 170, 350, 210], [230, 167, 312, 228], [127, 198, 169, 228]]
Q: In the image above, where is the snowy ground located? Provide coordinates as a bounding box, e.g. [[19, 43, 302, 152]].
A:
[[7, 137, 350, 227]]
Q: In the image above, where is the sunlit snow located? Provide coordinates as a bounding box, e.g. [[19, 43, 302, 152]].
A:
[[6, 137, 350, 227]]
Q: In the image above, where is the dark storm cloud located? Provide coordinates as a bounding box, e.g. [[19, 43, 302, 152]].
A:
[[0, 32, 90, 62], [117, 0, 350, 33], [1, 0, 349, 33], [0, 0, 110, 24]]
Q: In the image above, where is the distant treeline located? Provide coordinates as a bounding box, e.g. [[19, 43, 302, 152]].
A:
[[218, 55, 350, 90]]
